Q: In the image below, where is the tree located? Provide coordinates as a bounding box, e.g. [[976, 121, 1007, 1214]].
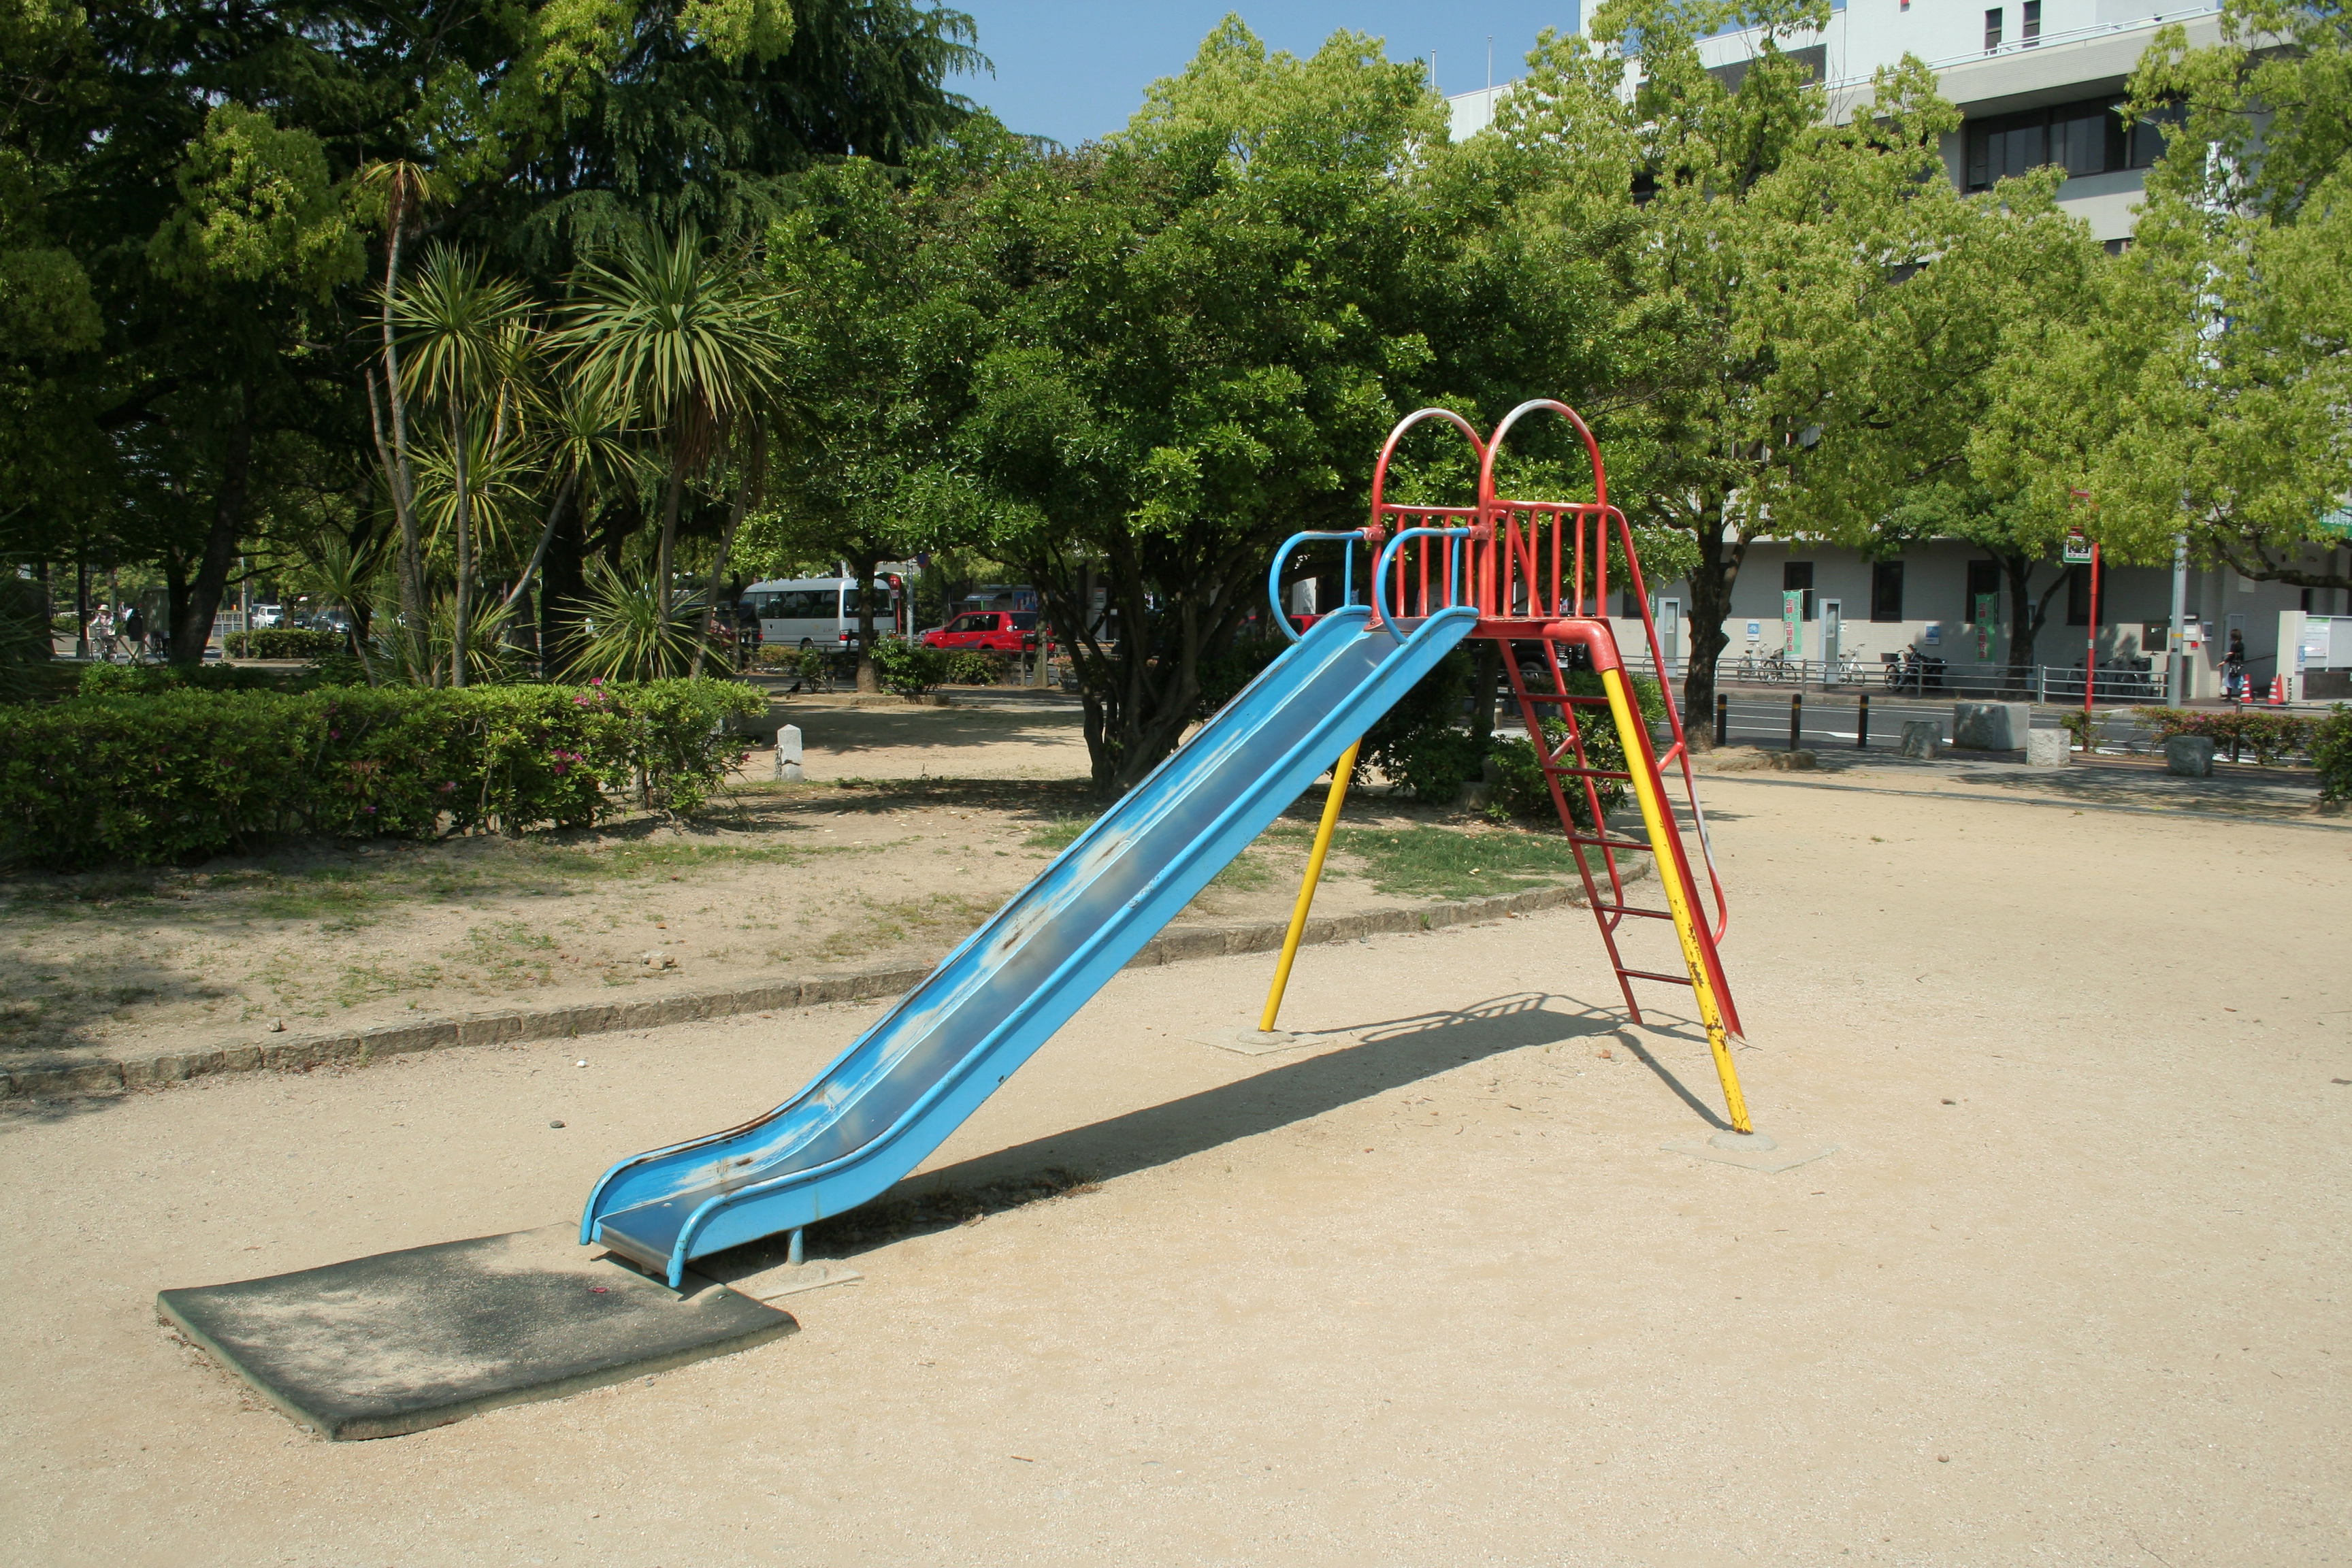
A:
[[939, 26, 1453, 790], [559, 223, 789, 670], [2072, 0, 2352, 589], [1497, 0, 2016, 725], [1, 0, 982, 671], [392, 246, 534, 686]]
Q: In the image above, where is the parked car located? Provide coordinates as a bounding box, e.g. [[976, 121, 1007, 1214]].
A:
[[921, 610, 1047, 653], [250, 603, 285, 628]]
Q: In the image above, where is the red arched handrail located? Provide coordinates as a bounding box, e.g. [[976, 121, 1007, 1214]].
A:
[[1476, 397, 1607, 517], [1369, 407, 1488, 526]]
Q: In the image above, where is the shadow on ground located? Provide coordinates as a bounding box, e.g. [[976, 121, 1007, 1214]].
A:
[[766, 992, 1676, 1265]]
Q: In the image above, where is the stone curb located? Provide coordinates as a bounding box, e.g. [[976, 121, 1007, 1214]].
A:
[[2, 873, 1635, 1102]]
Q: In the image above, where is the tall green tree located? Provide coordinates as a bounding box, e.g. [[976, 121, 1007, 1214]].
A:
[[558, 223, 789, 664], [2074, 0, 2352, 589], [943, 24, 1453, 790], [1498, 0, 2021, 723]]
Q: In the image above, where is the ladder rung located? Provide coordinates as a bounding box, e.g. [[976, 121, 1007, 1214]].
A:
[[1617, 968, 1697, 987], [1595, 904, 1673, 919], [1541, 765, 1633, 781], [1565, 834, 1652, 853]]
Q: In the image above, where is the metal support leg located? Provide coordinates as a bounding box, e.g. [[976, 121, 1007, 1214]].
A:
[[1599, 669, 1753, 1133], [787, 1228, 804, 1267], [1258, 739, 1361, 1033]]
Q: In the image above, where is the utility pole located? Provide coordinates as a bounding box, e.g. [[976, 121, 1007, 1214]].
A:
[[2168, 532, 2189, 704]]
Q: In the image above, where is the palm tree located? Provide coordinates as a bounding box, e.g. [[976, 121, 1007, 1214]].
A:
[[357, 161, 436, 674], [558, 224, 787, 673], [393, 245, 534, 687]]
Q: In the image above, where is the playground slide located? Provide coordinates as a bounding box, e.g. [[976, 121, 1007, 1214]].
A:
[[585, 604, 1480, 1284]]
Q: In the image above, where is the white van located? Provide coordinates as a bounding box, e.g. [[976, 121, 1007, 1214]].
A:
[[742, 578, 900, 651]]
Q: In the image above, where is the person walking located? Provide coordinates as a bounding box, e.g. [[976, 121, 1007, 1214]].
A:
[[2221, 630, 2247, 701], [86, 606, 113, 661]]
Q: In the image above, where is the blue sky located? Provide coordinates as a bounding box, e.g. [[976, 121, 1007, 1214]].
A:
[[943, 3, 1582, 149]]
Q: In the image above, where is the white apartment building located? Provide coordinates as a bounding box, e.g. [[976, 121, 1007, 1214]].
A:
[[1444, 1, 2352, 699]]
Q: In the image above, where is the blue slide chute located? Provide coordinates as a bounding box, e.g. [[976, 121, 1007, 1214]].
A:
[[583, 605, 1477, 1285]]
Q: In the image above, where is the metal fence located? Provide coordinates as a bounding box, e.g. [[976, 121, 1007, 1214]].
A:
[[1612, 654, 2172, 705]]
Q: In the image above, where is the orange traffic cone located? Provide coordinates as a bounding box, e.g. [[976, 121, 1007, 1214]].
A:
[[2269, 674, 2287, 705]]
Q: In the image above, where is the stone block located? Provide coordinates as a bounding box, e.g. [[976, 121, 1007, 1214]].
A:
[[2166, 734, 2216, 777], [1899, 720, 1940, 759], [2025, 729, 2070, 767], [1953, 702, 2029, 750]]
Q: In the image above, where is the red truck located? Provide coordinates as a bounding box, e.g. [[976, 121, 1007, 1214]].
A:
[[921, 610, 1048, 653]]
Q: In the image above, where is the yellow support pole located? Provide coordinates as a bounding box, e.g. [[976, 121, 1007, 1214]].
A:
[[1258, 739, 1362, 1034], [1597, 669, 1754, 1134]]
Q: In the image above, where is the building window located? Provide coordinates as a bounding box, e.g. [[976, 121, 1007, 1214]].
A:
[[1984, 7, 2002, 50], [1964, 95, 2168, 191], [1783, 560, 1815, 621], [2065, 565, 2094, 626], [1965, 559, 2002, 623], [1870, 561, 1906, 622], [2023, 0, 2041, 44]]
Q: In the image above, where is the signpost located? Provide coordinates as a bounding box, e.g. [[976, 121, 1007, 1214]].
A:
[[2065, 516, 2100, 715]]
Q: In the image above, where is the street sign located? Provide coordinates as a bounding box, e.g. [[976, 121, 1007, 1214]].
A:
[[2062, 530, 2094, 564]]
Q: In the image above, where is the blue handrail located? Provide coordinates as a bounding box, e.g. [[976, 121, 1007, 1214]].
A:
[[1373, 526, 1474, 621], [1266, 531, 1370, 644]]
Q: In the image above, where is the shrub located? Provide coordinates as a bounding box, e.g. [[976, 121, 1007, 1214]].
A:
[[867, 637, 948, 696], [1482, 672, 1666, 827], [225, 627, 347, 659], [2134, 706, 2315, 766], [1359, 648, 1477, 802], [945, 651, 1002, 687], [0, 676, 761, 868], [2313, 704, 2352, 802]]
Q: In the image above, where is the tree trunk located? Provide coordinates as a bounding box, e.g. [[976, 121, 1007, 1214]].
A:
[[1471, 638, 1499, 750], [1677, 504, 1746, 742], [1999, 553, 2069, 692], [656, 448, 685, 674], [449, 407, 474, 688], [169, 392, 253, 668], [851, 546, 881, 692], [376, 218, 427, 679], [691, 427, 762, 681], [540, 493, 589, 681]]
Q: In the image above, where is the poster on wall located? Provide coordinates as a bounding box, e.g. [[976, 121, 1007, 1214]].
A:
[[1781, 591, 1803, 660], [1974, 593, 1997, 660]]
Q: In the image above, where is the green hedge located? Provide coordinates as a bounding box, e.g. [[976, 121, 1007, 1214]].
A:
[[868, 638, 948, 696], [2135, 706, 2316, 766], [0, 677, 762, 868], [2313, 704, 2352, 802], [1484, 672, 1667, 826], [225, 627, 348, 659]]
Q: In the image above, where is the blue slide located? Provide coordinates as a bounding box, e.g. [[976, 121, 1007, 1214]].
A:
[[583, 603, 1478, 1285]]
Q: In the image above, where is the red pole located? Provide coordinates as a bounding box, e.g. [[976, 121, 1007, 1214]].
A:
[[2083, 542, 2100, 718]]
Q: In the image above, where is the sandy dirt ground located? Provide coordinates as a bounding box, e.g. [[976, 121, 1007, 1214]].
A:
[[4, 700, 1592, 1070], [1, 766, 2345, 1567]]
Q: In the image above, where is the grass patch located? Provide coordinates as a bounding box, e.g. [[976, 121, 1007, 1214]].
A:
[[1025, 815, 1097, 852], [1328, 823, 1584, 901], [808, 892, 998, 964]]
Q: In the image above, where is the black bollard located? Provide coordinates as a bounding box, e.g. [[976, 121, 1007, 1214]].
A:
[[1856, 691, 1870, 749], [1715, 691, 1729, 748], [1789, 691, 1803, 751]]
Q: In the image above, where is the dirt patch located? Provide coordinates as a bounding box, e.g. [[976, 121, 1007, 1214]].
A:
[[4, 773, 1599, 1073]]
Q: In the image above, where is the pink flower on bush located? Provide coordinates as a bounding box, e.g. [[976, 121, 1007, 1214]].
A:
[[329, 730, 341, 740], [438, 781, 457, 794]]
